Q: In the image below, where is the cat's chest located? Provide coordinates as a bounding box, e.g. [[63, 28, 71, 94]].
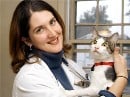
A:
[[91, 63, 116, 82], [93, 65, 112, 71]]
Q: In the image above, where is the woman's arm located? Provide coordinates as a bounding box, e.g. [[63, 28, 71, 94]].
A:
[[108, 47, 128, 97]]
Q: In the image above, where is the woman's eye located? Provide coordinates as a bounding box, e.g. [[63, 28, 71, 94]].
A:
[[35, 27, 44, 33], [50, 18, 57, 25]]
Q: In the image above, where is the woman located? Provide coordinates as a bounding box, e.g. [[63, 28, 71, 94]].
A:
[[9, 0, 128, 97]]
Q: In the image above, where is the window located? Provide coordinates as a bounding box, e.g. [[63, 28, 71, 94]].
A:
[[69, 0, 130, 95]]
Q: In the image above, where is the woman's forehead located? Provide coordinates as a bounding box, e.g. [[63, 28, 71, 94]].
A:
[[29, 10, 54, 26]]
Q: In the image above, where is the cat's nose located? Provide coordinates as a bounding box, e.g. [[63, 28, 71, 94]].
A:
[[95, 47, 99, 49]]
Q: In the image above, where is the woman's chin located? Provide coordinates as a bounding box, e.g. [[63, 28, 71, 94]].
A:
[[49, 47, 63, 53]]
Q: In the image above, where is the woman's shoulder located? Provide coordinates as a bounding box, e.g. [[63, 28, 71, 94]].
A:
[[21, 58, 45, 72], [15, 58, 48, 80], [13, 58, 55, 89]]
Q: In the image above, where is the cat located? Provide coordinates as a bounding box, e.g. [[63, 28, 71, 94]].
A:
[[65, 30, 119, 97]]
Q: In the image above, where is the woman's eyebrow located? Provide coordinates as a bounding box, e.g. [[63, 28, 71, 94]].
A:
[[50, 17, 56, 21]]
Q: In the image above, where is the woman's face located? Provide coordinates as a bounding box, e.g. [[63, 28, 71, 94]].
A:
[[28, 10, 63, 53]]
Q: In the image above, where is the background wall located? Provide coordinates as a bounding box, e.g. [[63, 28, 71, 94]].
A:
[[0, 0, 67, 97], [0, 0, 2, 96], [1, 1, 19, 97]]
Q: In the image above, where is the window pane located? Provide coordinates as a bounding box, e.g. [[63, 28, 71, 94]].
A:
[[124, 26, 130, 39], [76, 52, 94, 67], [76, 1, 97, 24], [76, 44, 90, 50], [124, 0, 130, 23], [76, 45, 93, 67], [109, 26, 122, 38], [123, 44, 130, 50], [123, 53, 130, 68], [76, 26, 93, 39], [99, 0, 122, 23]]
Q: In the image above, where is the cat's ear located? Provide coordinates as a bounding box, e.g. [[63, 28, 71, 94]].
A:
[[108, 33, 119, 53], [109, 33, 119, 43]]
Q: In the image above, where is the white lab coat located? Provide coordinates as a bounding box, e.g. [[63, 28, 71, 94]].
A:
[[12, 57, 87, 97]]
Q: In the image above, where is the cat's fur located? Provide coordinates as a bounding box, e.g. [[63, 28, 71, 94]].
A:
[[65, 30, 119, 97]]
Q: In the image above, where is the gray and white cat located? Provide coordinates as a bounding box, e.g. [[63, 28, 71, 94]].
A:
[[65, 30, 119, 97]]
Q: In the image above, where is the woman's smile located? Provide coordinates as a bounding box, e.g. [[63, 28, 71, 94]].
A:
[[48, 37, 59, 45]]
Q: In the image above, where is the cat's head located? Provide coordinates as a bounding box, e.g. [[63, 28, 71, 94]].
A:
[[90, 30, 119, 60]]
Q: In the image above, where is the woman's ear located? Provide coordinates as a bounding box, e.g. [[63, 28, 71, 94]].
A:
[[21, 37, 32, 47]]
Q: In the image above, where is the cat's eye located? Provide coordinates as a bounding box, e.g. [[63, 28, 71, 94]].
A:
[[102, 42, 108, 47], [91, 39, 97, 44]]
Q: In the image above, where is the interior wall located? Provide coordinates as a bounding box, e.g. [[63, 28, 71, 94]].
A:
[[1, 1, 19, 97], [0, 0, 2, 96], [0, 0, 67, 97]]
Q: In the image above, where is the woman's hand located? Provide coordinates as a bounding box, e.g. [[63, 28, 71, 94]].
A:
[[108, 47, 128, 97], [113, 47, 128, 78]]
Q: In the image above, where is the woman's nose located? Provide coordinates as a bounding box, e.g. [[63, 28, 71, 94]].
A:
[[47, 26, 56, 36]]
